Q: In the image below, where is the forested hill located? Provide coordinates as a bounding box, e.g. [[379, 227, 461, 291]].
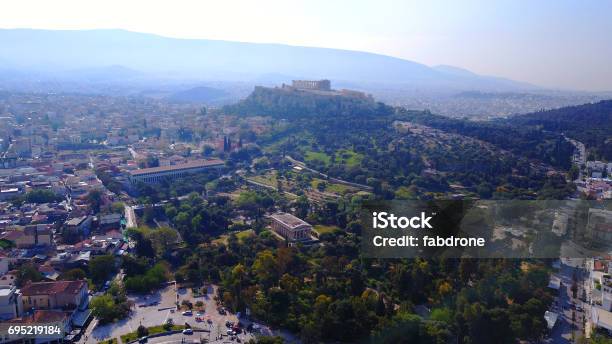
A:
[[507, 99, 612, 160], [398, 110, 573, 169], [223, 86, 394, 119], [226, 86, 574, 170], [222, 86, 577, 199]]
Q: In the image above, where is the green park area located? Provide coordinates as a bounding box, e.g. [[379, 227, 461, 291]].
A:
[[249, 171, 278, 188], [313, 224, 340, 236], [120, 324, 186, 343], [212, 229, 255, 246], [96, 338, 118, 344], [305, 151, 331, 166], [304, 149, 363, 168], [311, 178, 355, 195], [334, 149, 363, 167]]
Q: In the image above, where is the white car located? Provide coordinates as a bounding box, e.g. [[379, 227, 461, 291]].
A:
[[182, 310, 193, 316], [182, 329, 194, 335]]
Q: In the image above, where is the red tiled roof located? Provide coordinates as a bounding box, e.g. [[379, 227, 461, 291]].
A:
[[595, 223, 612, 233], [33, 310, 69, 323], [73, 239, 92, 249], [594, 260, 607, 271], [1, 230, 24, 240], [21, 280, 87, 296], [38, 265, 57, 274], [6, 310, 69, 324], [105, 229, 123, 238]]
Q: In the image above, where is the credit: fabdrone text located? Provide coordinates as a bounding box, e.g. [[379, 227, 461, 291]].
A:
[[372, 212, 433, 229]]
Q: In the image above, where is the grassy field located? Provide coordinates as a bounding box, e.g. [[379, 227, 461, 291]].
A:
[[212, 229, 255, 246], [326, 183, 352, 194], [97, 339, 118, 344], [305, 151, 331, 166], [335, 149, 363, 167], [236, 229, 255, 241], [311, 178, 354, 195], [120, 325, 186, 343], [313, 225, 340, 236], [212, 235, 229, 246], [395, 186, 416, 199], [249, 171, 278, 187]]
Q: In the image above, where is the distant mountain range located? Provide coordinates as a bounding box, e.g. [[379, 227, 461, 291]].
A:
[[167, 86, 229, 103], [0, 28, 537, 92]]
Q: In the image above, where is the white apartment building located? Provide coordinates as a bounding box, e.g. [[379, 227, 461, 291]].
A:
[[0, 286, 23, 320]]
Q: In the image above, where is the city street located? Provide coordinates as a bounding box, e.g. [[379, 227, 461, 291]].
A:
[[547, 258, 589, 343], [124, 205, 138, 229]]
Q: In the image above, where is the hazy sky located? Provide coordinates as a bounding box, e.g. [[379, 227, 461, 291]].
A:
[[2, 0, 611, 91]]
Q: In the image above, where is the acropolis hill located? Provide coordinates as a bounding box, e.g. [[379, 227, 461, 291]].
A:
[[224, 80, 384, 118], [278, 79, 373, 100]]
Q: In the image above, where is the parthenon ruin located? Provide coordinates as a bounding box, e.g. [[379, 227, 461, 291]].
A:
[[291, 79, 331, 91]]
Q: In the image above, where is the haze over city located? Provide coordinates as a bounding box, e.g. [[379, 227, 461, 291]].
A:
[[1, 0, 612, 91]]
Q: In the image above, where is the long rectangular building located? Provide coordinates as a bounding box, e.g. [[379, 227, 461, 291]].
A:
[[128, 159, 224, 184], [269, 212, 312, 241], [291, 79, 331, 91]]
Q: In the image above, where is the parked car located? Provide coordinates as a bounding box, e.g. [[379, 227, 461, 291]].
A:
[[182, 329, 194, 335], [182, 310, 193, 316]]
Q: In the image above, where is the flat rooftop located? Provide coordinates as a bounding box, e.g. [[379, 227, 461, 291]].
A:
[[66, 216, 87, 226], [0, 288, 15, 297], [130, 159, 224, 176], [594, 307, 612, 331], [270, 212, 311, 229]]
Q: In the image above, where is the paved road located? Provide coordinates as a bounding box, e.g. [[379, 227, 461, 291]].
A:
[[547, 258, 588, 343], [143, 329, 251, 344], [125, 205, 137, 229], [564, 135, 586, 181], [144, 332, 199, 344], [583, 259, 594, 339]]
